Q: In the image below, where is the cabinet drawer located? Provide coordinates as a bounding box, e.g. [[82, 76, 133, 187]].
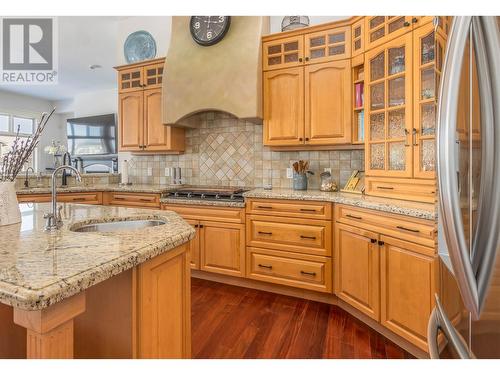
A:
[[162, 204, 245, 224], [58, 192, 103, 205], [104, 192, 160, 208], [246, 215, 332, 256], [247, 247, 332, 293], [364, 177, 436, 204], [246, 198, 332, 219], [335, 204, 437, 250]]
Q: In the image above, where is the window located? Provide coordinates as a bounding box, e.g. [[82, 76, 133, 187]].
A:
[[0, 112, 37, 172]]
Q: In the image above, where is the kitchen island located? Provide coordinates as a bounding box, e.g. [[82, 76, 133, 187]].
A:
[[0, 203, 195, 359]]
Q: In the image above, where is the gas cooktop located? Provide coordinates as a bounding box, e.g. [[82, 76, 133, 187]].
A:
[[167, 187, 248, 202]]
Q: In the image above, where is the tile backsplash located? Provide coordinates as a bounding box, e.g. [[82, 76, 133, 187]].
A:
[[126, 112, 364, 189]]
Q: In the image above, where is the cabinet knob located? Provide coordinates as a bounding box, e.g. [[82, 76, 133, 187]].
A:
[[305, 57, 310, 61], [412, 17, 418, 23], [404, 21, 411, 27], [370, 238, 377, 243], [299, 137, 303, 141], [305, 137, 310, 141], [299, 57, 303, 62], [378, 240, 385, 246]]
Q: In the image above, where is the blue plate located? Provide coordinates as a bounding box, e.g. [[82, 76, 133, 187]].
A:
[[124, 31, 157, 63]]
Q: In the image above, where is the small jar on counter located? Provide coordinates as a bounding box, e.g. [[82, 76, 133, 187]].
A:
[[320, 171, 337, 192]]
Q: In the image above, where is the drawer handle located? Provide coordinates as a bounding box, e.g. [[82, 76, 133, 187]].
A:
[[397, 225, 420, 233], [258, 231, 273, 235], [300, 235, 316, 240], [377, 186, 394, 190], [140, 198, 153, 202], [346, 214, 362, 220], [300, 208, 317, 212], [72, 197, 87, 201], [300, 270, 316, 276], [114, 197, 125, 200], [257, 205, 273, 209], [258, 264, 273, 270]]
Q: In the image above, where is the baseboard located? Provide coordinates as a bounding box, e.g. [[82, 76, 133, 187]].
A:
[[191, 270, 429, 359]]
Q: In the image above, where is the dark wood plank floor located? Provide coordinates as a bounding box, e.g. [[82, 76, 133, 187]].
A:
[[191, 278, 413, 359]]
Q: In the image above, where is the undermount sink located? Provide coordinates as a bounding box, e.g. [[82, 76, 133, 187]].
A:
[[71, 219, 167, 233]]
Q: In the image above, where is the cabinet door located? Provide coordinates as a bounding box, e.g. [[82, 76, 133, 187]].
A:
[[352, 19, 365, 57], [118, 66, 143, 93], [305, 60, 351, 145], [380, 235, 437, 351], [263, 35, 304, 71], [413, 24, 445, 179], [119, 91, 143, 151], [414, 16, 451, 37], [200, 221, 245, 277], [263, 67, 305, 146], [364, 16, 413, 50], [335, 223, 380, 320], [304, 26, 351, 64], [143, 62, 164, 89], [185, 219, 200, 270], [365, 32, 413, 177], [137, 245, 191, 358]]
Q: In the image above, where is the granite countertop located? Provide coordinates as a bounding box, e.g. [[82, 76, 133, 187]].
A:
[[16, 184, 180, 195], [160, 197, 246, 208], [0, 203, 195, 310], [243, 188, 437, 220]]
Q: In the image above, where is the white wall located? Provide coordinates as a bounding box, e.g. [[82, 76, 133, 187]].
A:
[[269, 16, 349, 33], [0, 90, 63, 172]]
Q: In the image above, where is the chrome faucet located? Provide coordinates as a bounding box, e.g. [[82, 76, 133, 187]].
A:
[[44, 165, 82, 231], [24, 167, 35, 188], [61, 152, 72, 186]]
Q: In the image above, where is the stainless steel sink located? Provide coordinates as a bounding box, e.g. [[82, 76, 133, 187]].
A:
[[71, 219, 166, 233]]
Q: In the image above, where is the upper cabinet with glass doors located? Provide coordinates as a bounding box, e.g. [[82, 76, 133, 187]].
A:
[[263, 25, 351, 71], [364, 32, 413, 177]]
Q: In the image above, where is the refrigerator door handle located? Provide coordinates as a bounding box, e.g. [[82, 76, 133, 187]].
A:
[[437, 16, 480, 317], [428, 295, 473, 359]]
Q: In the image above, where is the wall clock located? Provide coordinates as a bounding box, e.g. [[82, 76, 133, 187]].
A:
[[190, 16, 231, 46]]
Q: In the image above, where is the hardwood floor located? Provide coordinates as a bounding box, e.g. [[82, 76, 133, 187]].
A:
[[191, 278, 413, 359]]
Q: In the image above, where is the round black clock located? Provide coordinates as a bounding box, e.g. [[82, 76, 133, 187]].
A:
[[190, 16, 231, 46]]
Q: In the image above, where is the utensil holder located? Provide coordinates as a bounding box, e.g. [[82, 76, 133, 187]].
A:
[[293, 172, 308, 190]]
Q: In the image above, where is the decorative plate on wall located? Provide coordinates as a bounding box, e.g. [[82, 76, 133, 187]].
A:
[[124, 30, 157, 63]]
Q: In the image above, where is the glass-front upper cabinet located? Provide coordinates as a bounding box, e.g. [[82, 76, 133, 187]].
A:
[[263, 36, 304, 71], [304, 26, 351, 64], [412, 23, 446, 179], [118, 66, 144, 93], [351, 18, 365, 57], [365, 32, 413, 177], [364, 16, 414, 50]]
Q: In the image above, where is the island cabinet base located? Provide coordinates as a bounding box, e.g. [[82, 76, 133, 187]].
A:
[[0, 243, 191, 359]]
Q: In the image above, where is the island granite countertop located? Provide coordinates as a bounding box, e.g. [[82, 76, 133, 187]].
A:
[[243, 188, 437, 220], [0, 203, 195, 311]]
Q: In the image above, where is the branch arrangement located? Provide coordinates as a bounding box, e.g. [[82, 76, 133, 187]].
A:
[[0, 108, 55, 182]]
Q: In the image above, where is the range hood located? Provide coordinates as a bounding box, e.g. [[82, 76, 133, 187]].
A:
[[162, 16, 269, 127]]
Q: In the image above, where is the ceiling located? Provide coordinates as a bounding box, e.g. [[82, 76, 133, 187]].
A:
[[0, 17, 121, 101]]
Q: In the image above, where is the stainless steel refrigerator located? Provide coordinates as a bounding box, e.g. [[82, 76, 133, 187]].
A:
[[428, 16, 500, 358]]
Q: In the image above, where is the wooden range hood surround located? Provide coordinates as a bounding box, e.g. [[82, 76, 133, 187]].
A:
[[162, 16, 269, 127]]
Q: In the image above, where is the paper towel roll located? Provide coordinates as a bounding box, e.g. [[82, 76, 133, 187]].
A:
[[121, 160, 129, 184]]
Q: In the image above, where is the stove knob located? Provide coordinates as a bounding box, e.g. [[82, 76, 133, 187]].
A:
[[215, 194, 220, 200], [187, 192, 192, 198], [201, 193, 206, 199]]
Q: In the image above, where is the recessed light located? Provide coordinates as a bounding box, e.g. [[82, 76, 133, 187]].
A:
[[89, 64, 102, 70]]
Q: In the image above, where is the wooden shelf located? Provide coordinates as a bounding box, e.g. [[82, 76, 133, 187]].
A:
[[354, 106, 364, 111], [354, 78, 365, 84]]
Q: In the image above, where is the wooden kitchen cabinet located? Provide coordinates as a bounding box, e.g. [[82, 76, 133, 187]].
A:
[[200, 221, 245, 277], [263, 61, 351, 146], [334, 204, 438, 352], [380, 235, 437, 351], [103, 192, 161, 208], [304, 26, 351, 64], [17, 192, 102, 205], [351, 18, 365, 57], [136, 244, 191, 358], [364, 32, 414, 178], [263, 35, 304, 71], [263, 67, 304, 146], [364, 16, 414, 51], [305, 60, 351, 145], [335, 223, 380, 321], [116, 58, 184, 154], [117, 57, 164, 93], [185, 219, 200, 270]]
